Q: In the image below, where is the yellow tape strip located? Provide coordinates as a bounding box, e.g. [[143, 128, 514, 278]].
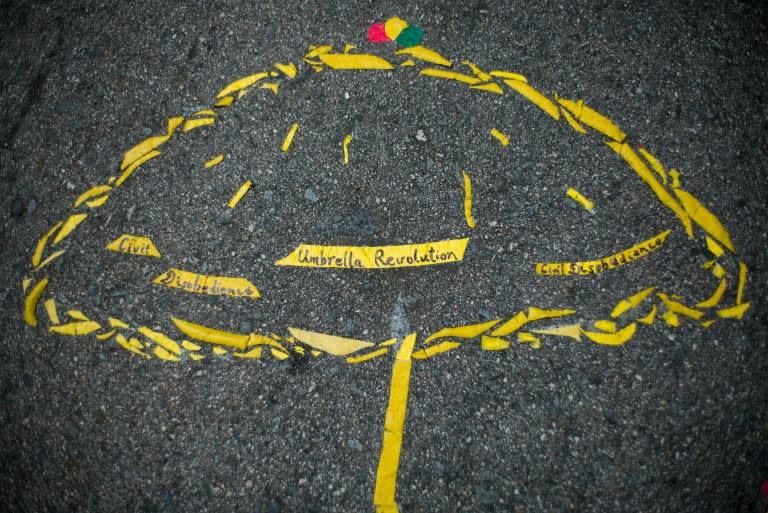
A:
[[204, 155, 224, 169], [374, 334, 416, 513], [411, 341, 461, 360], [74, 185, 112, 208], [718, 303, 750, 319], [481, 336, 510, 351], [182, 118, 215, 132], [394, 46, 451, 67], [736, 262, 747, 304], [673, 187, 735, 253], [281, 122, 299, 152], [276, 238, 469, 269], [116, 149, 161, 187], [32, 221, 63, 267], [121, 116, 183, 169], [536, 229, 671, 275], [105, 234, 161, 258], [153, 268, 260, 299], [695, 279, 727, 309], [530, 324, 582, 341], [347, 347, 389, 364], [171, 317, 249, 351], [52, 214, 88, 245], [490, 128, 509, 146], [565, 187, 594, 212], [423, 318, 500, 344], [503, 80, 559, 120], [581, 323, 637, 345], [228, 179, 252, 208], [23, 278, 49, 327], [217, 71, 270, 98], [610, 286, 656, 318], [489, 70, 528, 82], [637, 147, 667, 185], [420, 68, 481, 85], [318, 53, 394, 70], [274, 62, 297, 78], [288, 328, 374, 356], [343, 134, 352, 165], [463, 171, 475, 229]]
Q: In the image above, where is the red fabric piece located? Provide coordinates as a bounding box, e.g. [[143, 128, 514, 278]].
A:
[[761, 480, 768, 496], [368, 23, 390, 43]]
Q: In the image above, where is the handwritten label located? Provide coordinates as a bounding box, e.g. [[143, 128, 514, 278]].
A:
[[276, 238, 469, 269], [536, 230, 671, 276], [106, 234, 161, 258], [153, 268, 260, 298]]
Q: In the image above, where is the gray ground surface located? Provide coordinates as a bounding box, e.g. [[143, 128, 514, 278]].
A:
[[2, 1, 767, 512]]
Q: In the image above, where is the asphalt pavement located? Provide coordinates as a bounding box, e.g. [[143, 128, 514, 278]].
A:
[[2, 1, 767, 512]]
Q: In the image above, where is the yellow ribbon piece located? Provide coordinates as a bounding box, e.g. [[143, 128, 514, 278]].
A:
[[565, 187, 594, 212], [695, 279, 727, 309], [50, 320, 101, 336], [32, 221, 63, 267], [470, 82, 504, 95], [281, 122, 299, 152], [637, 147, 667, 184], [120, 116, 183, 170], [420, 68, 481, 85], [228, 179, 252, 208], [718, 303, 750, 320], [424, 319, 501, 344], [171, 317, 249, 351], [153, 268, 260, 299], [44, 298, 59, 325], [116, 149, 160, 187], [638, 305, 657, 325], [216, 71, 270, 98], [411, 341, 461, 360], [489, 70, 528, 82], [503, 79, 560, 120], [593, 320, 617, 333], [374, 333, 416, 513], [536, 229, 672, 275], [74, 185, 112, 208], [288, 328, 374, 356], [138, 326, 181, 355], [347, 347, 389, 364], [182, 118, 215, 132], [274, 62, 297, 78], [394, 46, 451, 67], [204, 155, 224, 169], [215, 96, 234, 107], [490, 128, 509, 146], [605, 141, 693, 238], [610, 286, 656, 318], [481, 336, 510, 351], [34, 250, 65, 271], [556, 97, 627, 142], [343, 134, 352, 165], [530, 324, 582, 341], [463, 171, 475, 229], [23, 278, 48, 327], [105, 234, 161, 258], [736, 262, 747, 304], [318, 53, 394, 70], [276, 238, 469, 269], [672, 187, 735, 253], [53, 214, 88, 245], [115, 334, 151, 359], [581, 322, 637, 345], [560, 108, 588, 134], [657, 293, 704, 320]]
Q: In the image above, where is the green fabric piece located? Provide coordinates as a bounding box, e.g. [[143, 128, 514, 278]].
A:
[[395, 26, 423, 47]]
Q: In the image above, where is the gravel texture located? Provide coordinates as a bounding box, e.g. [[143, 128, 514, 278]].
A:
[[1, 1, 767, 512]]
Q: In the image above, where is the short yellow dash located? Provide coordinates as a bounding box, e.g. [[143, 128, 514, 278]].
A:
[[481, 336, 510, 351], [228, 180, 252, 209], [274, 62, 297, 78], [32, 221, 63, 267], [204, 155, 224, 169], [490, 128, 509, 146], [115, 149, 160, 187], [44, 298, 59, 325], [182, 118, 215, 132], [489, 70, 528, 83], [282, 122, 299, 152], [34, 250, 65, 271], [347, 347, 389, 364], [215, 96, 234, 107], [412, 341, 461, 360], [260, 82, 279, 94], [74, 185, 112, 208], [53, 214, 87, 244], [343, 134, 353, 165], [85, 195, 109, 208], [736, 262, 747, 304], [566, 187, 594, 212], [463, 170, 475, 229]]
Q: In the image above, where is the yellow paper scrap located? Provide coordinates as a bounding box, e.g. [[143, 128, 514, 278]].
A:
[[705, 237, 724, 258], [53, 214, 87, 244], [44, 298, 59, 325], [610, 286, 656, 318], [138, 326, 181, 355], [527, 307, 577, 322], [481, 336, 510, 351], [215, 96, 234, 107], [557, 97, 626, 142], [276, 238, 469, 269], [153, 346, 180, 362], [530, 324, 582, 341], [274, 62, 297, 78], [50, 321, 101, 336], [343, 134, 352, 165], [581, 322, 637, 345], [605, 141, 693, 238], [288, 328, 374, 356], [318, 53, 394, 70], [85, 195, 109, 208], [565, 187, 594, 212], [171, 317, 249, 351], [420, 68, 481, 85], [460, 60, 492, 81], [217, 71, 269, 98], [192, 109, 217, 118], [22, 278, 31, 292], [95, 329, 117, 341], [182, 340, 202, 351], [489, 70, 528, 82], [379, 338, 398, 347], [492, 311, 527, 337], [374, 333, 415, 512], [115, 149, 160, 187], [637, 147, 667, 185], [182, 117, 215, 132], [109, 317, 129, 329], [561, 107, 588, 134], [399, 59, 415, 67], [637, 305, 657, 325], [270, 348, 290, 360], [717, 303, 750, 319], [463, 171, 475, 229], [673, 187, 735, 253], [23, 278, 48, 327], [702, 259, 716, 270], [503, 80, 560, 120], [536, 230, 672, 275], [260, 82, 279, 94], [594, 320, 617, 333], [106, 234, 161, 258], [384, 17, 408, 41], [228, 179, 252, 208], [347, 348, 389, 364], [394, 46, 451, 67], [411, 341, 461, 360], [189, 353, 206, 361], [233, 347, 263, 359], [74, 185, 112, 208], [34, 250, 65, 271], [490, 128, 509, 146], [32, 221, 63, 267], [120, 116, 183, 169], [701, 320, 716, 328], [204, 155, 224, 169], [696, 279, 727, 309], [657, 293, 704, 320], [737, 262, 747, 304], [517, 332, 541, 345], [153, 268, 260, 299], [281, 122, 299, 152], [712, 264, 726, 278], [247, 333, 289, 351], [662, 309, 680, 327], [305, 44, 333, 58], [212, 347, 229, 356], [116, 334, 150, 359], [67, 310, 89, 321], [424, 318, 501, 344], [470, 82, 504, 95]]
